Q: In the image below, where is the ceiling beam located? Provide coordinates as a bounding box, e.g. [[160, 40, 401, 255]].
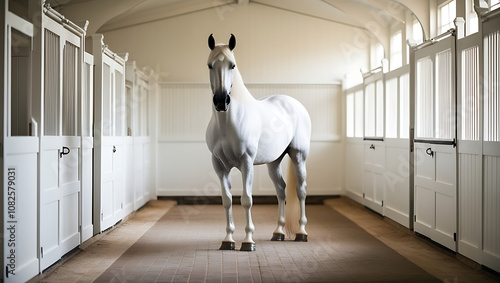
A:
[[253, 0, 366, 30]]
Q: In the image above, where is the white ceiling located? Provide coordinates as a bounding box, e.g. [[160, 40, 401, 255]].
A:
[[46, 0, 427, 41]]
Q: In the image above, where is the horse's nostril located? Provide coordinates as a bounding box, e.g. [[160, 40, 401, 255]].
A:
[[226, 95, 231, 105]]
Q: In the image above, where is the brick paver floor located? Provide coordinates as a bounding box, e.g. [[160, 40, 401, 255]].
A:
[[94, 204, 438, 282], [32, 198, 500, 283]]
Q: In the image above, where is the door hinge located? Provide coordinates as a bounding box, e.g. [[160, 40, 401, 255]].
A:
[[79, 225, 82, 233], [101, 212, 104, 221], [121, 203, 123, 209], [41, 247, 44, 258], [454, 233, 457, 242], [381, 200, 384, 207], [363, 193, 365, 198], [414, 215, 417, 222]]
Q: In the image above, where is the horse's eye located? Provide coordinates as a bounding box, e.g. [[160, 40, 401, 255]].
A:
[[208, 64, 213, 70], [231, 64, 235, 70]]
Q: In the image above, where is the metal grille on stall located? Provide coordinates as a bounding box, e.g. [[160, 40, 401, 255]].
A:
[[38, 6, 86, 271], [413, 30, 457, 251], [91, 34, 128, 233], [1, 6, 39, 282]]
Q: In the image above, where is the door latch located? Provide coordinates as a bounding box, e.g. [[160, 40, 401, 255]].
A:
[[60, 146, 70, 158], [425, 147, 434, 157]]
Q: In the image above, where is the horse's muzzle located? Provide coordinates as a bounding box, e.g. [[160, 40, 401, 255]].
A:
[[213, 93, 231, 112]]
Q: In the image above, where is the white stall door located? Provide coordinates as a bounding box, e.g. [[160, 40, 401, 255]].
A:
[[97, 51, 126, 232], [383, 69, 411, 228], [478, 15, 500, 272], [362, 77, 385, 215], [81, 52, 94, 242], [39, 16, 82, 270], [3, 14, 39, 282], [100, 138, 124, 229], [414, 143, 456, 250], [414, 35, 457, 251], [363, 140, 385, 214]]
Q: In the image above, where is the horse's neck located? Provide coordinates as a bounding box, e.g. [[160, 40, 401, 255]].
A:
[[231, 68, 255, 103], [212, 68, 255, 126]]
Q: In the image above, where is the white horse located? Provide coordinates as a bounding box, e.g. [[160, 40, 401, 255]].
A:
[[206, 34, 311, 251]]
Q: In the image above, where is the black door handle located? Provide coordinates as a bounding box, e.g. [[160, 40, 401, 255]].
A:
[[369, 144, 375, 150], [426, 147, 434, 157], [60, 146, 70, 158], [113, 145, 117, 153]]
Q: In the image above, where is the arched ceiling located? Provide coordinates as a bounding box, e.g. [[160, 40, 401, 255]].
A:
[[46, 0, 427, 48]]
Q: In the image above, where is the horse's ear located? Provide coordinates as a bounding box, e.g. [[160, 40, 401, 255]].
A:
[[209, 34, 215, 50], [229, 34, 236, 51]]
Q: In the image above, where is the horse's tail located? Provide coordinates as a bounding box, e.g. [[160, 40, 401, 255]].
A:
[[284, 158, 300, 239]]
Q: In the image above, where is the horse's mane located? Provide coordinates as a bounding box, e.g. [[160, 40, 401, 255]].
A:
[[207, 44, 235, 64]]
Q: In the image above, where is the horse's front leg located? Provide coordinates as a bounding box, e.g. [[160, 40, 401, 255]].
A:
[[213, 156, 235, 250], [240, 158, 256, 251]]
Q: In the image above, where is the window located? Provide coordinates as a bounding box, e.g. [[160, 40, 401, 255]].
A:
[[439, 0, 456, 35], [371, 42, 384, 70], [466, 0, 478, 36], [491, 0, 500, 10], [390, 31, 402, 71], [413, 21, 424, 44]]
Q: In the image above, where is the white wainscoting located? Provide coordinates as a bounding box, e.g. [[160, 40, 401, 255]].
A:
[[157, 83, 343, 196]]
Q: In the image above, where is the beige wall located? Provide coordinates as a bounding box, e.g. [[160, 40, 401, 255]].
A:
[[100, 3, 369, 83], [97, 3, 364, 196]]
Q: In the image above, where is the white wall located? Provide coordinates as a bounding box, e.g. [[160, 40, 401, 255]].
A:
[[98, 3, 363, 196], [157, 83, 343, 196]]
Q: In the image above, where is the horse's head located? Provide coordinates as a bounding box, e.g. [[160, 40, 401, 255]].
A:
[[207, 34, 236, 112]]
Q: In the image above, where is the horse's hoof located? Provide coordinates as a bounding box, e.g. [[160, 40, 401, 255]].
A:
[[240, 242, 256, 252], [219, 241, 235, 250], [271, 233, 285, 241], [294, 234, 308, 242]]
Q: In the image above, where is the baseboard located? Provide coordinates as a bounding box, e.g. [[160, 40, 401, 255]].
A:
[[158, 195, 340, 205]]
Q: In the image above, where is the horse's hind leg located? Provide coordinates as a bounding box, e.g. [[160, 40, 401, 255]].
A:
[[289, 148, 308, 241], [267, 155, 286, 241], [212, 156, 235, 250]]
